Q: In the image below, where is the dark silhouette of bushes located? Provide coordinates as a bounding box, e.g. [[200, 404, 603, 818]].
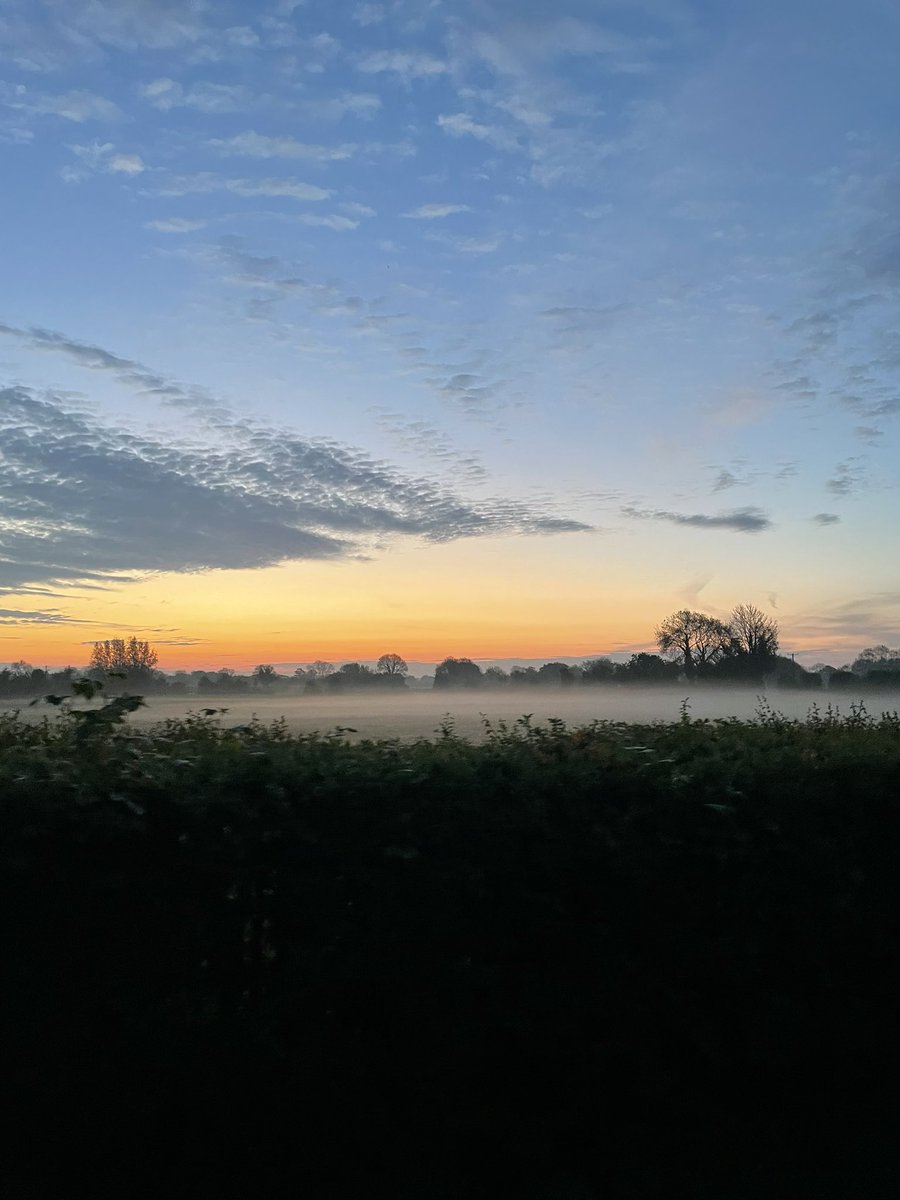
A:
[[4, 702, 900, 1196]]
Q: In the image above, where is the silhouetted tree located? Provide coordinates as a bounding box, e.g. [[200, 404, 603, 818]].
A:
[[582, 658, 615, 684], [376, 653, 408, 677], [483, 666, 509, 687], [617, 653, 680, 683], [307, 660, 334, 679], [252, 664, 278, 686], [656, 610, 732, 679], [330, 662, 375, 689], [433, 657, 483, 689], [538, 662, 575, 686], [510, 666, 538, 686], [851, 645, 900, 675], [729, 603, 779, 659], [90, 637, 159, 674]]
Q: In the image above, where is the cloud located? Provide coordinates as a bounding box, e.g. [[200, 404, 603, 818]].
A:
[[791, 592, 900, 647], [356, 50, 448, 79], [813, 513, 841, 526], [678, 572, 714, 606], [854, 425, 884, 444], [341, 201, 376, 218], [145, 217, 207, 234], [209, 131, 358, 162], [304, 92, 382, 121], [40, 0, 211, 53], [295, 213, 360, 232], [62, 141, 145, 182], [427, 232, 502, 255], [623, 505, 773, 533], [437, 112, 518, 151], [371, 410, 487, 484], [0, 322, 219, 415], [155, 173, 330, 201], [0, 607, 85, 625], [108, 152, 144, 174], [139, 79, 251, 114], [1, 83, 123, 123], [353, 4, 386, 26], [0, 385, 590, 592], [225, 25, 259, 48], [580, 204, 613, 219], [712, 469, 738, 492], [401, 203, 471, 219], [825, 460, 865, 497]]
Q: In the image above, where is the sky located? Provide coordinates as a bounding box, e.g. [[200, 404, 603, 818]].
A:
[[1, 0, 899, 672]]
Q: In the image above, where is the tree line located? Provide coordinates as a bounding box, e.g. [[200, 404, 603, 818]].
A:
[[2, 615, 899, 700]]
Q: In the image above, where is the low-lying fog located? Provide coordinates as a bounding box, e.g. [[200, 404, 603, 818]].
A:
[[14, 686, 893, 742]]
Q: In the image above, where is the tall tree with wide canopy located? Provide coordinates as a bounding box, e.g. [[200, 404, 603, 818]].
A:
[[376, 653, 408, 677], [655, 610, 732, 679]]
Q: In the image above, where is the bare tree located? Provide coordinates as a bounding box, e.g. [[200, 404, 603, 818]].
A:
[[376, 653, 408, 677], [655, 610, 732, 678], [729, 604, 779, 659], [307, 660, 334, 679]]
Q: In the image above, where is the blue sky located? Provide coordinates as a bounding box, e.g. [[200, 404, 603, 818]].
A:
[[1, 0, 899, 667]]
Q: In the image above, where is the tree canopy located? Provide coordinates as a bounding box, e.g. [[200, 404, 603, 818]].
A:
[[655, 610, 732, 678], [434, 657, 483, 689], [656, 605, 780, 680], [728, 603, 779, 660], [89, 637, 159, 675], [376, 653, 408, 677]]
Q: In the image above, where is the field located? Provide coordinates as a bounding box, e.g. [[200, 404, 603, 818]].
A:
[[7, 682, 896, 741], [4, 699, 900, 1197]]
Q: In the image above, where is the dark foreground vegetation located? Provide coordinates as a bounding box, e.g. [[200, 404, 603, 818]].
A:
[[4, 694, 900, 1198]]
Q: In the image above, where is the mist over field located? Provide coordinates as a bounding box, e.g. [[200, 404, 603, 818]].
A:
[[62, 685, 900, 741]]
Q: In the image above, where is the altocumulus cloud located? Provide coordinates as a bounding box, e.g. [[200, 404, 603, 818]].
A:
[[0, 387, 590, 592], [0, 607, 85, 625], [623, 505, 773, 533]]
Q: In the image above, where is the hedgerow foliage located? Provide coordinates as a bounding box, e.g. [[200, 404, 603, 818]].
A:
[[3, 696, 900, 1197]]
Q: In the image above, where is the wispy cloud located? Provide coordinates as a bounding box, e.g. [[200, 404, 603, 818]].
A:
[[303, 92, 382, 121], [154, 173, 330, 202], [356, 49, 448, 79], [0, 322, 220, 415], [1, 82, 123, 123], [427, 231, 502, 255], [139, 79, 252, 114], [0, 607, 86, 626], [401, 203, 471, 219], [61, 141, 145, 182], [144, 217, 207, 234], [353, 4, 386, 27], [295, 213, 360, 232], [437, 112, 518, 152], [813, 513, 841, 526], [825, 460, 865, 498], [209, 131, 358, 161], [623, 505, 773, 533], [712, 469, 739, 492]]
